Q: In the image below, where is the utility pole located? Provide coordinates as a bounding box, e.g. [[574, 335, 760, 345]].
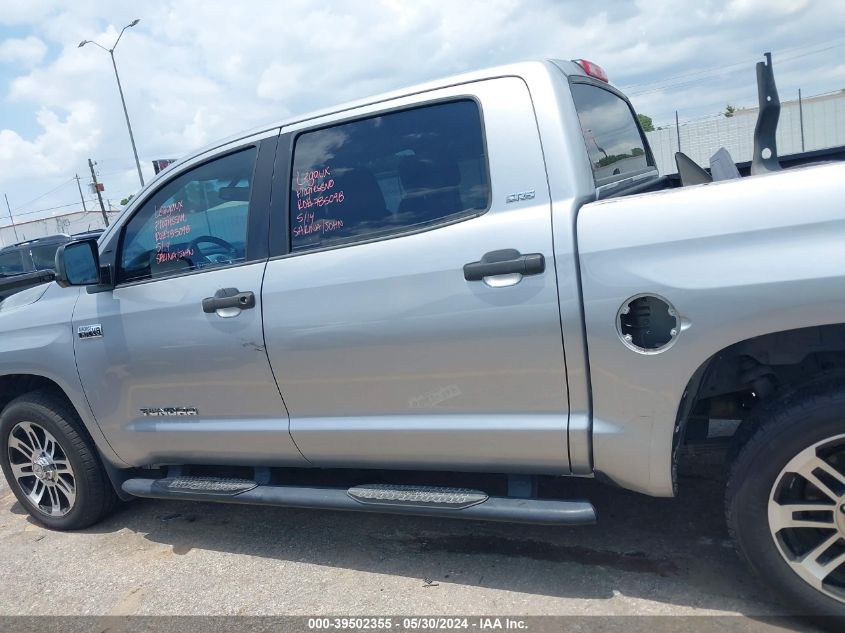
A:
[[88, 158, 110, 227], [798, 88, 805, 152], [74, 174, 89, 212], [3, 194, 20, 242], [675, 110, 682, 153]]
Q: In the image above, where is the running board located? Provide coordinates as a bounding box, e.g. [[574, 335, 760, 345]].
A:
[[122, 478, 596, 526]]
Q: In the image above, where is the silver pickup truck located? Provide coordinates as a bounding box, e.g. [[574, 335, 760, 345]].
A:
[[2, 57, 844, 616]]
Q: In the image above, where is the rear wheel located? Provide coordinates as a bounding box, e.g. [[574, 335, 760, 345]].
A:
[[727, 381, 845, 617], [0, 390, 117, 530]]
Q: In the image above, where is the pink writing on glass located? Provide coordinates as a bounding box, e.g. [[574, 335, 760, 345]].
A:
[[153, 199, 193, 261]]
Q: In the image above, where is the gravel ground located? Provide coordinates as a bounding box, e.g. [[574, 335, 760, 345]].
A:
[[0, 451, 812, 629]]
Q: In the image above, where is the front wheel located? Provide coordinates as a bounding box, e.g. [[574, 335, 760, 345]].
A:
[[0, 390, 117, 530], [727, 381, 845, 617]]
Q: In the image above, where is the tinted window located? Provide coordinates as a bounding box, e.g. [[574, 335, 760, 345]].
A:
[[119, 148, 256, 283], [0, 250, 24, 276], [30, 243, 64, 270], [570, 83, 651, 185], [290, 100, 489, 251]]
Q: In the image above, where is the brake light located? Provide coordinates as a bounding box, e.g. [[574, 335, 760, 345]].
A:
[[574, 59, 608, 83]]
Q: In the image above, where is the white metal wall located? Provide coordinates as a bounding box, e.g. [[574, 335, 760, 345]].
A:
[[645, 91, 845, 175], [0, 210, 121, 247]]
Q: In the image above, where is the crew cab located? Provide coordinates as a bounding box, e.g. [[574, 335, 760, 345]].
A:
[[2, 58, 845, 617]]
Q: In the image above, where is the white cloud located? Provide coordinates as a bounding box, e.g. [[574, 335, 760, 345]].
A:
[[0, 102, 99, 178], [0, 0, 62, 25], [0, 36, 47, 67], [0, 0, 844, 222]]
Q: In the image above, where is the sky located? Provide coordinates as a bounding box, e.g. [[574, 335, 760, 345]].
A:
[[1, 0, 844, 229]]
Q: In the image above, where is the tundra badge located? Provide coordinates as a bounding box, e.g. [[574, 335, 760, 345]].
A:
[[77, 324, 103, 339], [140, 407, 199, 417]]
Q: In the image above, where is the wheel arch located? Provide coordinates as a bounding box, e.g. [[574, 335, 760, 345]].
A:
[[0, 371, 129, 471], [673, 322, 845, 478], [0, 374, 72, 414]]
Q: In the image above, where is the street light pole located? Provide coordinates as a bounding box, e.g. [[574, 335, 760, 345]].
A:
[[79, 19, 145, 188], [108, 48, 144, 187]]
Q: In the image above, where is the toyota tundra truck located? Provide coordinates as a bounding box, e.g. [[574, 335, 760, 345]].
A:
[[2, 57, 844, 617]]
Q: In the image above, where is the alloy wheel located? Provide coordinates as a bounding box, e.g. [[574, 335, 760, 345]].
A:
[[7, 421, 76, 516], [769, 433, 845, 603]]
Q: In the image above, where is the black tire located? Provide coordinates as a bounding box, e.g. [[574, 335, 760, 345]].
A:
[[727, 377, 845, 620], [0, 389, 118, 530]]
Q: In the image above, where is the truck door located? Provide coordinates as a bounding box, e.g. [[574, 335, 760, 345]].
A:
[[72, 133, 306, 467], [262, 77, 571, 473]]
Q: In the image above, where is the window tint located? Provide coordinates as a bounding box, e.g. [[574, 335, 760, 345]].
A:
[[290, 99, 489, 251], [119, 148, 257, 283], [30, 244, 63, 270], [0, 250, 24, 276], [570, 83, 652, 185]]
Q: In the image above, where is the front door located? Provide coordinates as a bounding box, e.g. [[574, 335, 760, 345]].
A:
[[73, 138, 306, 467], [262, 78, 570, 473]]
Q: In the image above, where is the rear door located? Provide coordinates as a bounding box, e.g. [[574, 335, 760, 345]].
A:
[[262, 77, 571, 473], [73, 133, 306, 467]]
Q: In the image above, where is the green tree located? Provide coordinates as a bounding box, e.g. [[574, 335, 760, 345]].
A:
[[119, 194, 134, 206], [724, 104, 736, 118], [636, 113, 654, 132]]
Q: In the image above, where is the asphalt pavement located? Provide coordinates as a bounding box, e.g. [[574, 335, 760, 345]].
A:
[[0, 450, 810, 629]]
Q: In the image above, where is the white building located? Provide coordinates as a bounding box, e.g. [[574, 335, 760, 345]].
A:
[[0, 209, 122, 247], [645, 90, 845, 175]]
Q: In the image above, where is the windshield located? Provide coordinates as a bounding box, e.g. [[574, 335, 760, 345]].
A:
[[0, 250, 25, 276], [29, 243, 63, 271]]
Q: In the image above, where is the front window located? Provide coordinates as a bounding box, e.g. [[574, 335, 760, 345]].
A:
[[571, 82, 652, 185], [118, 147, 257, 283]]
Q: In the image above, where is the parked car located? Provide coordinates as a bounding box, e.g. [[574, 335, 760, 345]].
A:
[[1, 57, 845, 618], [70, 229, 105, 241], [0, 234, 72, 303]]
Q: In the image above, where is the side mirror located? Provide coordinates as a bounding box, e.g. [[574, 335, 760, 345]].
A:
[[54, 239, 101, 287]]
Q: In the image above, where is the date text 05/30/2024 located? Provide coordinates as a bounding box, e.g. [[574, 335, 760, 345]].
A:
[[307, 617, 528, 630]]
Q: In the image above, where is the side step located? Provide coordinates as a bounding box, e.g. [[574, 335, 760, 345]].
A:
[[122, 478, 596, 526], [152, 476, 257, 496]]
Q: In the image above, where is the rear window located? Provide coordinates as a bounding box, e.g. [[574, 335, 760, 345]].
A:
[[290, 99, 490, 251], [570, 82, 652, 185]]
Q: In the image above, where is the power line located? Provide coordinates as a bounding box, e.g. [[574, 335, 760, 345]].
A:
[[647, 86, 845, 128], [619, 36, 845, 92], [9, 177, 75, 212], [6, 199, 101, 219], [621, 57, 758, 91], [623, 39, 845, 97], [4, 160, 139, 227], [97, 168, 140, 178], [778, 42, 845, 64], [0, 199, 110, 229]]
